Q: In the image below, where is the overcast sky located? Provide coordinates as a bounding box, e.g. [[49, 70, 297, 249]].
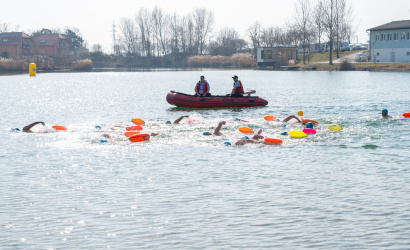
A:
[[2, 0, 409, 52]]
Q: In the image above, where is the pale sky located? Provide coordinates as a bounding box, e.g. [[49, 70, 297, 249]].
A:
[[2, 0, 410, 52]]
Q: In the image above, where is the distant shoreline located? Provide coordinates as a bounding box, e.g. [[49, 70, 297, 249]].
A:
[[1, 63, 410, 76]]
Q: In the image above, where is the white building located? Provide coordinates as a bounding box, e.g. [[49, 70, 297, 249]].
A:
[[368, 20, 410, 62]]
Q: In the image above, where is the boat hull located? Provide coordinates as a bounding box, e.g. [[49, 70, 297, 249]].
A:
[[166, 91, 268, 108]]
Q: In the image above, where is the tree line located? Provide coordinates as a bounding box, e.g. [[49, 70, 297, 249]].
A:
[[114, 0, 354, 65], [1, 0, 355, 66]]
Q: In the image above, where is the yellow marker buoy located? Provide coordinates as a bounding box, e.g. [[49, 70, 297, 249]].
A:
[[29, 63, 36, 77], [328, 124, 342, 131], [289, 130, 307, 138]]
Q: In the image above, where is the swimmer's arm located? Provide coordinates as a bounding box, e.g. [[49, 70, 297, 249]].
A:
[[174, 115, 189, 124], [22, 121, 45, 132], [213, 121, 226, 136], [282, 115, 301, 123]]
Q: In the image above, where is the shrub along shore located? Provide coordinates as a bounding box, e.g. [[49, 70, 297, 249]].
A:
[[1, 54, 410, 73]]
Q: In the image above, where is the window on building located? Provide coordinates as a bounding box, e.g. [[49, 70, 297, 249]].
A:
[[40, 40, 46, 44], [388, 34, 393, 40], [407, 32, 410, 40], [401, 32, 406, 40], [381, 34, 386, 41], [394, 33, 399, 40], [377, 52, 380, 56], [2, 39, 8, 42], [375, 34, 379, 41], [262, 50, 272, 59], [407, 52, 410, 56]]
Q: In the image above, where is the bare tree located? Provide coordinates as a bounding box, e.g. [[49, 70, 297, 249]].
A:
[[0, 22, 9, 33], [119, 17, 139, 59], [247, 21, 262, 57], [337, 0, 354, 45], [293, 0, 312, 64], [136, 8, 153, 57], [211, 27, 245, 56], [322, 0, 335, 64], [169, 12, 180, 55], [313, 0, 325, 52], [152, 6, 169, 56], [92, 43, 103, 52], [260, 26, 285, 47], [192, 8, 214, 54]]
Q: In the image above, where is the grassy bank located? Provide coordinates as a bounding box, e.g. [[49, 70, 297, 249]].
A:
[[298, 62, 410, 71], [297, 50, 362, 63], [0, 57, 93, 72]]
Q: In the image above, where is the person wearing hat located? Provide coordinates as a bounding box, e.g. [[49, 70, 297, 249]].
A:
[[230, 75, 244, 97], [381, 109, 392, 119], [195, 75, 211, 97]]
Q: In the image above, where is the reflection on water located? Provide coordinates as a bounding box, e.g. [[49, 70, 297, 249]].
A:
[[1, 71, 410, 248]]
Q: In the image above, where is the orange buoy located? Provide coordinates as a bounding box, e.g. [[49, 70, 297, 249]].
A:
[[264, 138, 283, 144], [124, 131, 140, 137], [129, 133, 150, 142], [403, 112, 410, 118], [52, 125, 67, 131], [126, 125, 143, 131], [131, 118, 145, 125], [238, 127, 254, 134], [301, 118, 318, 125], [264, 115, 276, 121]]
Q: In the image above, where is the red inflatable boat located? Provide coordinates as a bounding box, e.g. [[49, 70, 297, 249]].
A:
[[166, 91, 268, 108]]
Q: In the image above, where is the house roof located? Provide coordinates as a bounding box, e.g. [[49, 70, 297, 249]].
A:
[[368, 20, 410, 31], [32, 33, 71, 46], [0, 32, 31, 45]]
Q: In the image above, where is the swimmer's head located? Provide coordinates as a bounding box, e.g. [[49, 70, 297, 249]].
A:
[[242, 136, 249, 139], [166, 121, 172, 124], [203, 132, 212, 136], [297, 110, 303, 116], [224, 141, 232, 146], [381, 109, 388, 115], [281, 132, 288, 136], [305, 122, 314, 129]]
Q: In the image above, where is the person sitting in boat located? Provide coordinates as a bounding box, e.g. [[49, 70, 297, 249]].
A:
[[195, 76, 211, 97], [230, 75, 244, 97]]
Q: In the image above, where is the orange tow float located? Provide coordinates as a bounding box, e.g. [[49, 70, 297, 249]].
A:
[[264, 138, 283, 144], [124, 131, 140, 137], [126, 125, 143, 131], [264, 115, 276, 121], [129, 133, 150, 142], [131, 118, 145, 125], [238, 127, 254, 134], [52, 125, 67, 130]]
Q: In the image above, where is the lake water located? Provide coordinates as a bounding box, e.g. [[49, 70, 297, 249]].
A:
[[1, 70, 410, 249]]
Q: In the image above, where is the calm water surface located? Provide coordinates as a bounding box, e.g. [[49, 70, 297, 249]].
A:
[[1, 70, 410, 249]]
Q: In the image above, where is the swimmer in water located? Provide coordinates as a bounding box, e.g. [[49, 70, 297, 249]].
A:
[[22, 121, 46, 133], [203, 121, 226, 136], [381, 109, 392, 119], [173, 115, 190, 124], [234, 129, 264, 146], [281, 110, 318, 125]]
